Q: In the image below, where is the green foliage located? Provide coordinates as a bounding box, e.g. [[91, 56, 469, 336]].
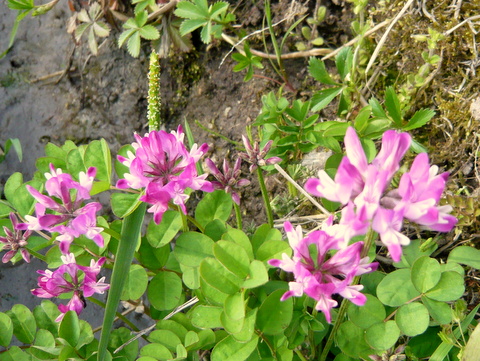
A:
[[0, 138, 22, 163], [175, 0, 234, 44], [75, 3, 110, 56], [232, 42, 263, 82], [118, 11, 160, 58]]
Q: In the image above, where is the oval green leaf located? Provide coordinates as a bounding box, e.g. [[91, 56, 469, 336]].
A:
[[365, 321, 400, 351], [424, 271, 465, 302], [395, 302, 429, 336], [256, 289, 293, 336], [148, 272, 182, 311], [411, 256, 441, 293], [377, 269, 420, 307]]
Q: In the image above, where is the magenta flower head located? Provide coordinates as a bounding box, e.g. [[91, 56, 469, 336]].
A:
[[0, 213, 32, 263], [205, 158, 251, 205], [238, 136, 282, 173], [269, 222, 378, 323], [32, 253, 109, 322], [18, 165, 104, 254], [116, 126, 213, 224], [305, 127, 457, 262]]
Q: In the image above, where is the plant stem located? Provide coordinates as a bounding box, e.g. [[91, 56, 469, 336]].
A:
[[319, 298, 349, 361], [319, 228, 377, 361], [88, 297, 140, 332], [294, 349, 308, 361], [256, 167, 274, 228], [233, 202, 243, 230], [26, 247, 46, 262], [186, 215, 204, 233]]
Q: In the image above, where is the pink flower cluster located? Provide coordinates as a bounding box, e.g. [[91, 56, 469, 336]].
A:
[[305, 127, 457, 262], [0, 213, 31, 263], [116, 126, 213, 224], [19, 165, 104, 254], [269, 221, 378, 323], [32, 253, 109, 321]]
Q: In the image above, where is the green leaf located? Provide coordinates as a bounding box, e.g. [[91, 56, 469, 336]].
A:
[[175, 0, 208, 19], [98, 203, 146, 361], [179, 18, 206, 36], [200, 257, 243, 295], [424, 271, 465, 302], [195, 190, 233, 228], [308, 57, 337, 85], [335, 47, 353, 81], [139, 25, 160, 40], [447, 246, 480, 269], [148, 271, 183, 311], [0, 346, 30, 361], [256, 289, 293, 336], [347, 294, 385, 329], [180, 263, 201, 290], [118, 28, 136, 48], [121, 264, 148, 301], [85, 139, 111, 183], [242, 260, 268, 289], [4, 172, 39, 216], [77, 320, 95, 349], [395, 302, 429, 336], [174, 232, 214, 267], [311, 87, 343, 112], [222, 228, 254, 260], [256, 240, 292, 265], [31, 329, 58, 359], [6, 304, 36, 344], [111, 192, 143, 218], [384, 87, 402, 127], [421, 296, 452, 324], [190, 305, 223, 329], [430, 304, 480, 361], [365, 321, 400, 351], [224, 292, 245, 322], [127, 31, 141, 57], [59, 311, 80, 347], [7, 0, 34, 10], [213, 241, 250, 279], [66, 147, 87, 176], [146, 211, 183, 248], [251, 224, 282, 255], [211, 335, 258, 361], [33, 300, 60, 336], [336, 321, 373, 359], [403, 108, 435, 131], [411, 256, 442, 293], [231, 308, 257, 342], [3, 138, 23, 162], [0, 312, 13, 347], [148, 330, 182, 352], [393, 239, 436, 268], [140, 343, 173, 360], [377, 268, 420, 307]]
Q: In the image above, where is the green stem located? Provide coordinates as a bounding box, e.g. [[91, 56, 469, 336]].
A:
[[233, 202, 243, 230], [194, 119, 242, 147], [186, 215, 204, 233], [319, 228, 377, 361], [256, 167, 274, 228], [97, 202, 146, 361], [87, 297, 140, 332], [319, 298, 349, 361], [294, 348, 308, 361], [26, 247, 46, 262]]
